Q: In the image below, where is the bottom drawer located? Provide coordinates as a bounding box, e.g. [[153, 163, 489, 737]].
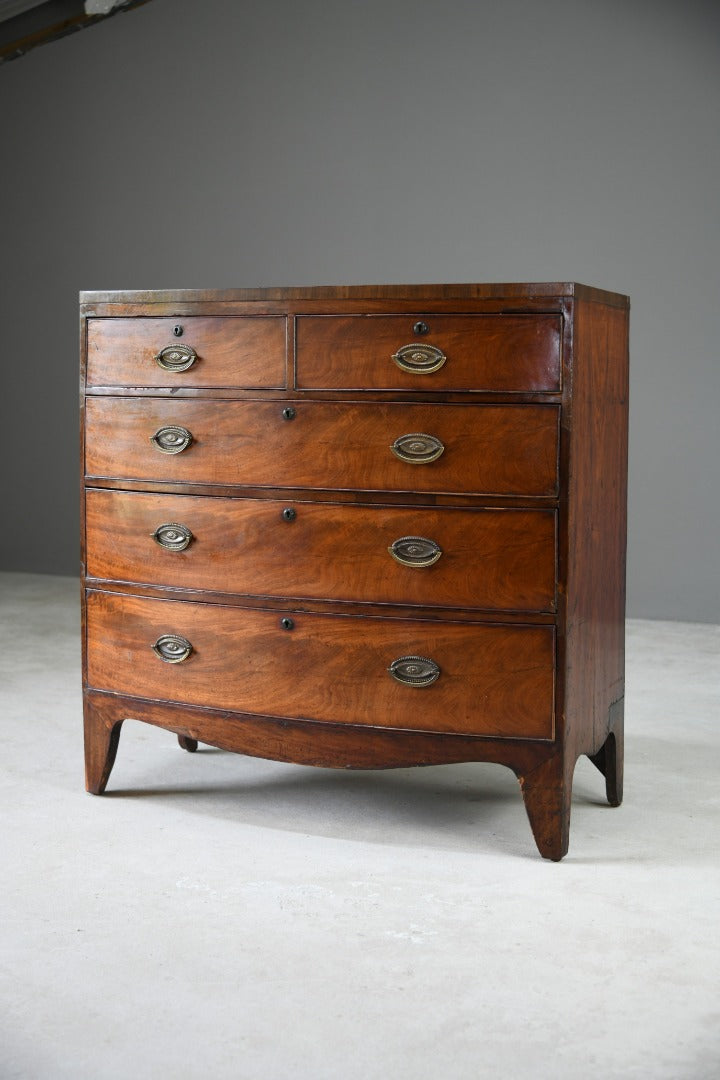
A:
[[86, 592, 555, 740]]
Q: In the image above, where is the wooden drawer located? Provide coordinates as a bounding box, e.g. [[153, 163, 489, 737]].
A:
[[86, 317, 286, 388], [85, 489, 557, 612], [295, 314, 561, 392], [86, 591, 555, 739], [85, 398, 559, 497]]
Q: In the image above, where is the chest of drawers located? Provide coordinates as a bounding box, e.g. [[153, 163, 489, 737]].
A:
[[80, 282, 629, 860]]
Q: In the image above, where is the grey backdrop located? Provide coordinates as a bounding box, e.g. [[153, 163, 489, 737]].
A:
[[1, 0, 718, 621]]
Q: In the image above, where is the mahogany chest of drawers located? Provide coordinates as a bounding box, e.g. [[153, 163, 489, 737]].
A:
[[80, 283, 629, 860]]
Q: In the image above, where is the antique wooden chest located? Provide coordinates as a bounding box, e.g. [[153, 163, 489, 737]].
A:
[[80, 283, 629, 859]]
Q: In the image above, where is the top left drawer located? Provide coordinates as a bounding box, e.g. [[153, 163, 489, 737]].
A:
[[86, 317, 286, 389]]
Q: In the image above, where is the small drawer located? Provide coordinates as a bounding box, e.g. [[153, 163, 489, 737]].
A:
[[85, 489, 557, 613], [295, 314, 561, 392], [84, 398, 559, 497], [86, 591, 555, 739], [86, 317, 286, 388]]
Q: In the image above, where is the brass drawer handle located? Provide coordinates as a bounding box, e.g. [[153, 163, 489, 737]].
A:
[[390, 433, 445, 464], [388, 655, 440, 688], [152, 633, 193, 663], [392, 343, 446, 374], [150, 425, 193, 454], [389, 536, 442, 568], [151, 523, 193, 551], [154, 343, 197, 372]]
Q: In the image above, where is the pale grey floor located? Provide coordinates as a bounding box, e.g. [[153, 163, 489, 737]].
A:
[[1, 572, 718, 1080]]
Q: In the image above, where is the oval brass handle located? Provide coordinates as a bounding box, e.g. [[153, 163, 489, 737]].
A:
[[151, 523, 193, 551], [150, 425, 193, 454], [154, 344, 197, 372], [388, 655, 440, 688], [390, 433, 445, 464], [389, 536, 442, 568], [152, 634, 193, 663], [392, 343, 446, 374]]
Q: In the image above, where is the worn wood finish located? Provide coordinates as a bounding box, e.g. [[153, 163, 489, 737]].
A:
[[87, 316, 286, 388], [84, 398, 560, 497], [81, 282, 629, 860], [84, 700, 123, 795], [86, 590, 556, 739], [83, 475, 558, 511], [515, 750, 572, 862], [81, 282, 630, 307], [85, 489, 557, 612], [295, 314, 561, 392]]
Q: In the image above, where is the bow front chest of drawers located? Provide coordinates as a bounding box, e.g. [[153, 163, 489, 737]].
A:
[[80, 283, 629, 860]]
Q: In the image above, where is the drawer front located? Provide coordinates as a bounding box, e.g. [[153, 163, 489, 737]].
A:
[[86, 317, 286, 388], [295, 314, 561, 392], [85, 489, 557, 612], [85, 398, 559, 497], [86, 592, 555, 739]]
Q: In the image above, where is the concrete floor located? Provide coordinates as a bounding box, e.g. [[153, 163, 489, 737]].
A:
[[1, 572, 718, 1080]]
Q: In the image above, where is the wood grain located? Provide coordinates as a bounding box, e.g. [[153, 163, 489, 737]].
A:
[[84, 398, 560, 497], [87, 316, 286, 388], [563, 297, 629, 761], [296, 314, 561, 392], [85, 489, 557, 612], [86, 591, 555, 739], [82, 689, 559, 773], [80, 282, 630, 860], [80, 282, 630, 308]]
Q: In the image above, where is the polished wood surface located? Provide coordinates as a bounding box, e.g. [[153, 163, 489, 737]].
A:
[[296, 314, 561, 392], [563, 298, 629, 762], [82, 689, 555, 784], [87, 316, 286, 388], [85, 489, 557, 612], [84, 398, 560, 496], [86, 590, 555, 739], [80, 282, 629, 860]]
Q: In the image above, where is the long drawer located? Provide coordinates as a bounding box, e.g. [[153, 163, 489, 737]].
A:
[[86, 316, 286, 388], [85, 398, 559, 497], [86, 591, 555, 739], [85, 489, 557, 612], [295, 314, 562, 392]]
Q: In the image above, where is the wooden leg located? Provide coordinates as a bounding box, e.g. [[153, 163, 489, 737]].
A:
[[588, 726, 623, 807], [84, 695, 124, 795], [517, 753, 572, 861], [178, 735, 198, 753]]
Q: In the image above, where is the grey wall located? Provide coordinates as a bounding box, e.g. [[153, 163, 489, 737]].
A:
[[1, 0, 718, 621]]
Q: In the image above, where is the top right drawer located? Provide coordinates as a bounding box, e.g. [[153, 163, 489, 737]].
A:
[[295, 314, 561, 393]]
